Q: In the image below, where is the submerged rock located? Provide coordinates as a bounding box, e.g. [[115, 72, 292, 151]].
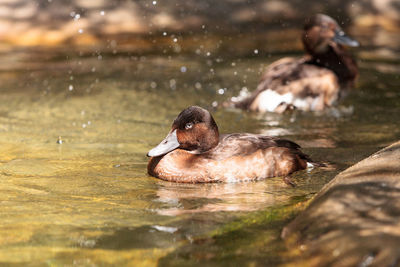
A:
[[282, 141, 400, 266]]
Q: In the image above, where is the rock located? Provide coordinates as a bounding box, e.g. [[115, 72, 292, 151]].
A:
[[282, 141, 400, 266]]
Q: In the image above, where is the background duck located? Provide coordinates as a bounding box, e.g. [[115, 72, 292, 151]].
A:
[[147, 106, 318, 184], [226, 14, 359, 113]]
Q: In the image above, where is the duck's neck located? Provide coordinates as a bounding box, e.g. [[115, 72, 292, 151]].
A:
[[192, 127, 219, 154], [309, 45, 358, 87], [201, 129, 219, 152]]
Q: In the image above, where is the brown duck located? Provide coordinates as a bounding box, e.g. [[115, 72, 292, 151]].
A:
[[147, 106, 317, 184], [227, 14, 359, 113]]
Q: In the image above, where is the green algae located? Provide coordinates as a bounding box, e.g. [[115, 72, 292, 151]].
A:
[[158, 198, 311, 267]]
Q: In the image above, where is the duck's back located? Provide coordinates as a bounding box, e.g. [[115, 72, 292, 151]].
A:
[[208, 133, 305, 159], [234, 57, 340, 112]]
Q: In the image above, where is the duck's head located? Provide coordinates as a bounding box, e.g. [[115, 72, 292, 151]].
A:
[[147, 106, 220, 157], [302, 14, 359, 55]]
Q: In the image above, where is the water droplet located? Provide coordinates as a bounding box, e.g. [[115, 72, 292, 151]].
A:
[[217, 88, 225, 95], [68, 85, 74, 91], [212, 101, 218, 107], [180, 66, 187, 73], [110, 40, 117, 48], [173, 38, 178, 43], [206, 52, 211, 56], [169, 79, 176, 90], [74, 14, 80, 21], [239, 87, 249, 98], [254, 49, 259, 54], [173, 44, 181, 53], [152, 0, 157, 5], [56, 136, 63, 144], [100, 10, 105, 16], [163, 32, 167, 36], [78, 28, 83, 34]]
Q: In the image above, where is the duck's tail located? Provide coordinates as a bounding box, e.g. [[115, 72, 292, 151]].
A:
[[306, 160, 327, 168]]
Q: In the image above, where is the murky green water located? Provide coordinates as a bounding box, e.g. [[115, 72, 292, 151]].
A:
[[0, 47, 399, 266]]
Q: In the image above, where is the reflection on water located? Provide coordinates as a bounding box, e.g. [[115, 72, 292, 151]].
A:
[[0, 49, 399, 265], [154, 169, 330, 216]]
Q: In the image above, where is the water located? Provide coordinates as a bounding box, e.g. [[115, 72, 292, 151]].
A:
[[0, 48, 399, 266]]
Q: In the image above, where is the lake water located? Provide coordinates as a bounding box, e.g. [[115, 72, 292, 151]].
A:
[[0, 47, 399, 266]]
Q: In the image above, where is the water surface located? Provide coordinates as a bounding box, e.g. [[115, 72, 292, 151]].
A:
[[0, 48, 399, 266]]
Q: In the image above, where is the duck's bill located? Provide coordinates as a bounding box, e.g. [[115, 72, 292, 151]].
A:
[[147, 130, 180, 157], [333, 30, 359, 47]]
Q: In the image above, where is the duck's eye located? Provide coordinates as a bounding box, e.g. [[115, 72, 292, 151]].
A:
[[185, 122, 193, 130]]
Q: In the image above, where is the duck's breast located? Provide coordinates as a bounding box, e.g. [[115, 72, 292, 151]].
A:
[[148, 149, 213, 183]]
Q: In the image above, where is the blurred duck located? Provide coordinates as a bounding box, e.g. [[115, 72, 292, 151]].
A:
[[227, 14, 359, 113], [147, 106, 317, 184]]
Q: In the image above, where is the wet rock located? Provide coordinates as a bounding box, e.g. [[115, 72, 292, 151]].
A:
[[282, 141, 400, 266]]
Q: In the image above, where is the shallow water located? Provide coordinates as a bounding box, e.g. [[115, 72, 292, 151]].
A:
[[0, 48, 399, 266]]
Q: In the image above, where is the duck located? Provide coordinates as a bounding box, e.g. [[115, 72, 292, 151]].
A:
[[226, 14, 359, 113], [147, 106, 317, 184]]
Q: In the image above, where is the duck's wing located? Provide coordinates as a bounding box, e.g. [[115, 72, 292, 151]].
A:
[[230, 57, 304, 110], [208, 133, 310, 161], [259, 57, 307, 86], [231, 57, 340, 111]]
